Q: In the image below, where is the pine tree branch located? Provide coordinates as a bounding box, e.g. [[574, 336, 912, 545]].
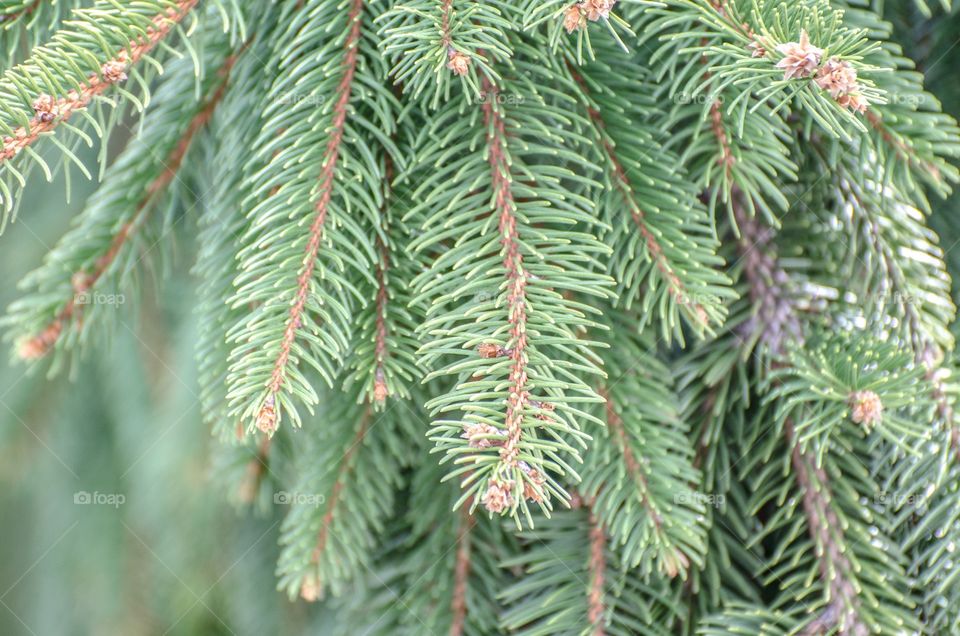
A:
[[586, 509, 607, 636], [733, 205, 802, 355], [480, 76, 532, 494], [256, 0, 364, 434], [786, 419, 866, 636], [449, 505, 476, 636], [372, 232, 392, 404], [0, 0, 198, 164], [301, 405, 372, 601], [571, 64, 713, 328], [598, 384, 667, 543], [0, 0, 42, 22], [865, 110, 943, 186], [17, 45, 238, 360]]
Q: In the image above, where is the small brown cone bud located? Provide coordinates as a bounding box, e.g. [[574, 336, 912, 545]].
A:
[[775, 29, 823, 80], [300, 574, 322, 602], [101, 60, 128, 83], [256, 396, 278, 435], [583, 0, 616, 21], [815, 57, 860, 99], [838, 92, 869, 114], [849, 390, 882, 429], [32, 94, 58, 123], [749, 40, 766, 58], [523, 468, 546, 502], [563, 5, 584, 33], [482, 479, 512, 513], [462, 423, 503, 448], [447, 51, 471, 77], [478, 342, 505, 359], [373, 376, 389, 404]]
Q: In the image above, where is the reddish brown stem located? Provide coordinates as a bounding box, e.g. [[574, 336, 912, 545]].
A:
[[449, 505, 476, 636], [308, 407, 372, 590], [264, 0, 364, 408], [865, 110, 942, 186], [1, 0, 199, 163], [598, 386, 664, 530], [787, 421, 866, 636], [567, 64, 710, 326], [19, 47, 239, 360], [587, 511, 607, 635], [480, 78, 529, 478], [372, 157, 393, 404], [440, 0, 454, 48]]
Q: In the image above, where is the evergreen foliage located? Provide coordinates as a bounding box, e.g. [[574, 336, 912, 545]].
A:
[[2, 0, 960, 633]]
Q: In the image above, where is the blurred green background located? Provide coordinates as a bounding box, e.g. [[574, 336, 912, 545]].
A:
[[0, 126, 331, 635]]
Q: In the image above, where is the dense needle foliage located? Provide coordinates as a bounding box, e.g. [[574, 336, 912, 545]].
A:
[[2, 0, 960, 634]]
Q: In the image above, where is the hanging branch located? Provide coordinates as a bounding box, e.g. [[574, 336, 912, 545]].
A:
[[14, 42, 240, 360], [449, 505, 477, 636], [0, 0, 199, 164]]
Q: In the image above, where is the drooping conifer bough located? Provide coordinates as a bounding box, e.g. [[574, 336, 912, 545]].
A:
[[3, 0, 960, 633]]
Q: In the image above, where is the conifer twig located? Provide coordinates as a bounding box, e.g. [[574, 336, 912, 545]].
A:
[[18, 45, 239, 360], [258, 0, 364, 432], [587, 510, 607, 635], [569, 64, 712, 327], [787, 420, 867, 636], [738, 204, 866, 634], [301, 404, 372, 602], [449, 505, 476, 636], [0, 0, 199, 164], [865, 110, 942, 186], [478, 76, 533, 511], [372, 157, 394, 404]]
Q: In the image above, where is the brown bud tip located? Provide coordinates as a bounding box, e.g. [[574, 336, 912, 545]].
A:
[[17, 320, 63, 361], [482, 479, 512, 513], [31, 94, 58, 123], [775, 29, 824, 80], [462, 423, 504, 449], [446, 51, 471, 77], [660, 549, 690, 578], [477, 342, 499, 358], [849, 390, 882, 429], [583, 0, 617, 21], [101, 60, 129, 83], [563, 4, 584, 32], [373, 376, 389, 403], [299, 575, 322, 602], [522, 468, 546, 502], [256, 397, 278, 435]]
